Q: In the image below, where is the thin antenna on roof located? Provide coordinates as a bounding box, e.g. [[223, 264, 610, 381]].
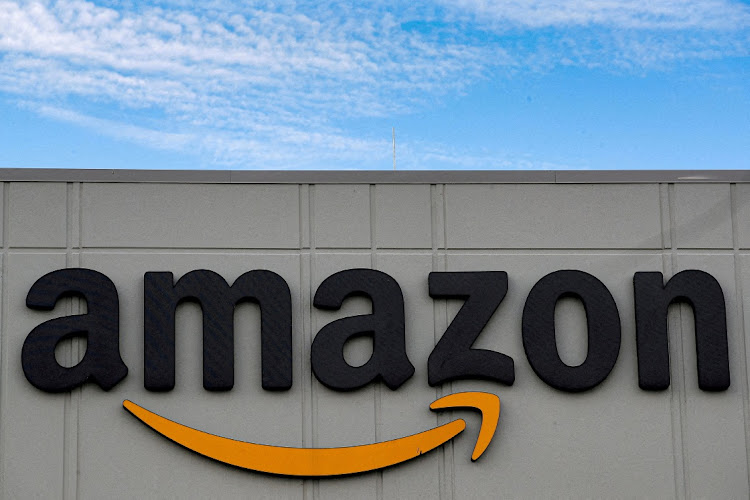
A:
[[392, 127, 396, 170]]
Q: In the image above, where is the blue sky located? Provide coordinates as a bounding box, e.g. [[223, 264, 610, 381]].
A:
[[0, 0, 748, 170]]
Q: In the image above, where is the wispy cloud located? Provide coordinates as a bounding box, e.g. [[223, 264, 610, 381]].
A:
[[0, 0, 747, 168], [440, 0, 750, 72], [28, 102, 194, 151], [405, 145, 583, 170], [442, 0, 750, 30]]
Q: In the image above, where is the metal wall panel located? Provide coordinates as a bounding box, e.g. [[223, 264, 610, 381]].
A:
[[1, 176, 748, 499]]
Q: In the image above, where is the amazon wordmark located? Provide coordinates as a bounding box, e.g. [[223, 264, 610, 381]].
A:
[[21, 267, 730, 394]]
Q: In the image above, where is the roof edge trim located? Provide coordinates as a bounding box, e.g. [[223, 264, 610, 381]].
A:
[[0, 169, 748, 184]]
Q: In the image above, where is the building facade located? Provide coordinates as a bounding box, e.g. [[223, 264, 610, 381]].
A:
[[1, 169, 749, 498]]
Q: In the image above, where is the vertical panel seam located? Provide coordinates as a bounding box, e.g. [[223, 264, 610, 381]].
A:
[[300, 184, 313, 500], [78, 183, 83, 252], [442, 184, 448, 252], [730, 183, 750, 490], [75, 183, 82, 500], [370, 184, 384, 500], [63, 182, 82, 500], [63, 183, 73, 500], [668, 183, 689, 500], [299, 184, 304, 250], [659, 184, 673, 251], [309, 185, 319, 500], [443, 184, 455, 500], [664, 183, 684, 500], [431, 184, 453, 500], [669, 184, 678, 252], [0, 182, 9, 499], [430, 184, 443, 500]]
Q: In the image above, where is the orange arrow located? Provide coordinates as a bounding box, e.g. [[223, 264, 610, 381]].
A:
[[123, 391, 500, 477]]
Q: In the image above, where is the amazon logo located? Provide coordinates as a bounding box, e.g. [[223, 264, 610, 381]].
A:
[[20, 267, 730, 476]]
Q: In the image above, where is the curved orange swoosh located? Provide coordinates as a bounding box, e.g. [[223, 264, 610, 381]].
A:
[[430, 391, 500, 461], [123, 391, 499, 477]]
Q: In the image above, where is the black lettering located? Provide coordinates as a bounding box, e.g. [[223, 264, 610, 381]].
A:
[[22, 268, 127, 392], [428, 271, 514, 386], [634, 270, 729, 391], [144, 269, 292, 392], [522, 270, 621, 392], [311, 269, 414, 391]]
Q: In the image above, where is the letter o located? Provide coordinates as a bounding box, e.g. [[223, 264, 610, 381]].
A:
[[522, 270, 621, 392]]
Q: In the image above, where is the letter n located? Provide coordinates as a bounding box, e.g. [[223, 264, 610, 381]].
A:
[[634, 270, 729, 391]]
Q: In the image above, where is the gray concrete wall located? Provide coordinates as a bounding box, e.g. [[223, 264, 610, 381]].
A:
[[1, 174, 749, 498]]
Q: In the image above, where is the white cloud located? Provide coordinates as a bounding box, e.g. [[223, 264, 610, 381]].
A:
[[396, 141, 583, 170], [30, 103, 194, 151], [0, 0, 747, 167], [442, 0, 750, 30], [438, 0, 750, 71], [0, 0, 491, 167]]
